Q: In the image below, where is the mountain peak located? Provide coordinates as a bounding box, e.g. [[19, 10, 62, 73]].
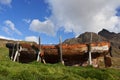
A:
[[101, 29, 110, 33], [98, 29, 120, 57], [63, 32, 107, 44], [98, 29, 119, 39]]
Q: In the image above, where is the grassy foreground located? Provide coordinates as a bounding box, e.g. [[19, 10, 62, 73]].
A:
[[0, 47, 120, 80]]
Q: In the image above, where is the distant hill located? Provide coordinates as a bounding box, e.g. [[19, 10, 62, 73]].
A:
[[0, 38, 36, 47], [98, 29, 120, 57], [63, 32, 107, 44], [0, 39, 14, 47]]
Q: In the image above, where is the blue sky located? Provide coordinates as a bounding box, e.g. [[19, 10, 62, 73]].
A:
[[0, 0, 120, 44], [0, 0, 75, 44]]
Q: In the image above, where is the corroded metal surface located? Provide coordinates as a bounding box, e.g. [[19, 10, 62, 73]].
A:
[[6, 41, 111, 67]]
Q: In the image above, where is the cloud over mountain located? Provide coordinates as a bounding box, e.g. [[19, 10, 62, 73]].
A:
[[44, 0, 120, 36]]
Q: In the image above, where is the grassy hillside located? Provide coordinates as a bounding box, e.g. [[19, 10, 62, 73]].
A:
[[0, 47, 10, 61], [0, 47, 120, 80]]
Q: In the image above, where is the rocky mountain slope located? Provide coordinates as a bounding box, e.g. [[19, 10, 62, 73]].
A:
[[63, 32, 107, 44], [63, 29, 120, 57], [98, 29, 120, 57]]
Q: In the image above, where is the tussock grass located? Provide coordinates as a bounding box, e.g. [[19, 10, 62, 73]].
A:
[[0, 47, 120, 80]]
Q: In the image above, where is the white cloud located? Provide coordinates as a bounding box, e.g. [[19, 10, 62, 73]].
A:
[[0, 0, 12, 12], [29, 19, 55, 36], [0, 35, 20, 41], [0, 0, 12, 5], [3, 20, 22, 35], [23, 19, 31, 24], [45, 0, 120, 35], [25, 36, 38, 43], [2, 27, 10, 34]]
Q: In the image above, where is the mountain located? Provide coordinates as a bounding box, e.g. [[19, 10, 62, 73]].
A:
[[63, 32, 107, 44], [63, 29, 120, 57], [98, 29, 120, 42], [98, 29, 120, 57]]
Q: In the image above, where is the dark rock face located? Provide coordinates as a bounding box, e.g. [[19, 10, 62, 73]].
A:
[[63, 32, 107, 44], [98, 29, 120, 57], [98, 29, 120, 41]]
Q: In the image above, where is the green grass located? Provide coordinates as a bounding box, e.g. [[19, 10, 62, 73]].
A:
[[0, 47, 120, 80], [0, 47, 10, 61]]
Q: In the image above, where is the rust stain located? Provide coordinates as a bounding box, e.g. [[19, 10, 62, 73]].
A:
[[6, 41, 111, 67]]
